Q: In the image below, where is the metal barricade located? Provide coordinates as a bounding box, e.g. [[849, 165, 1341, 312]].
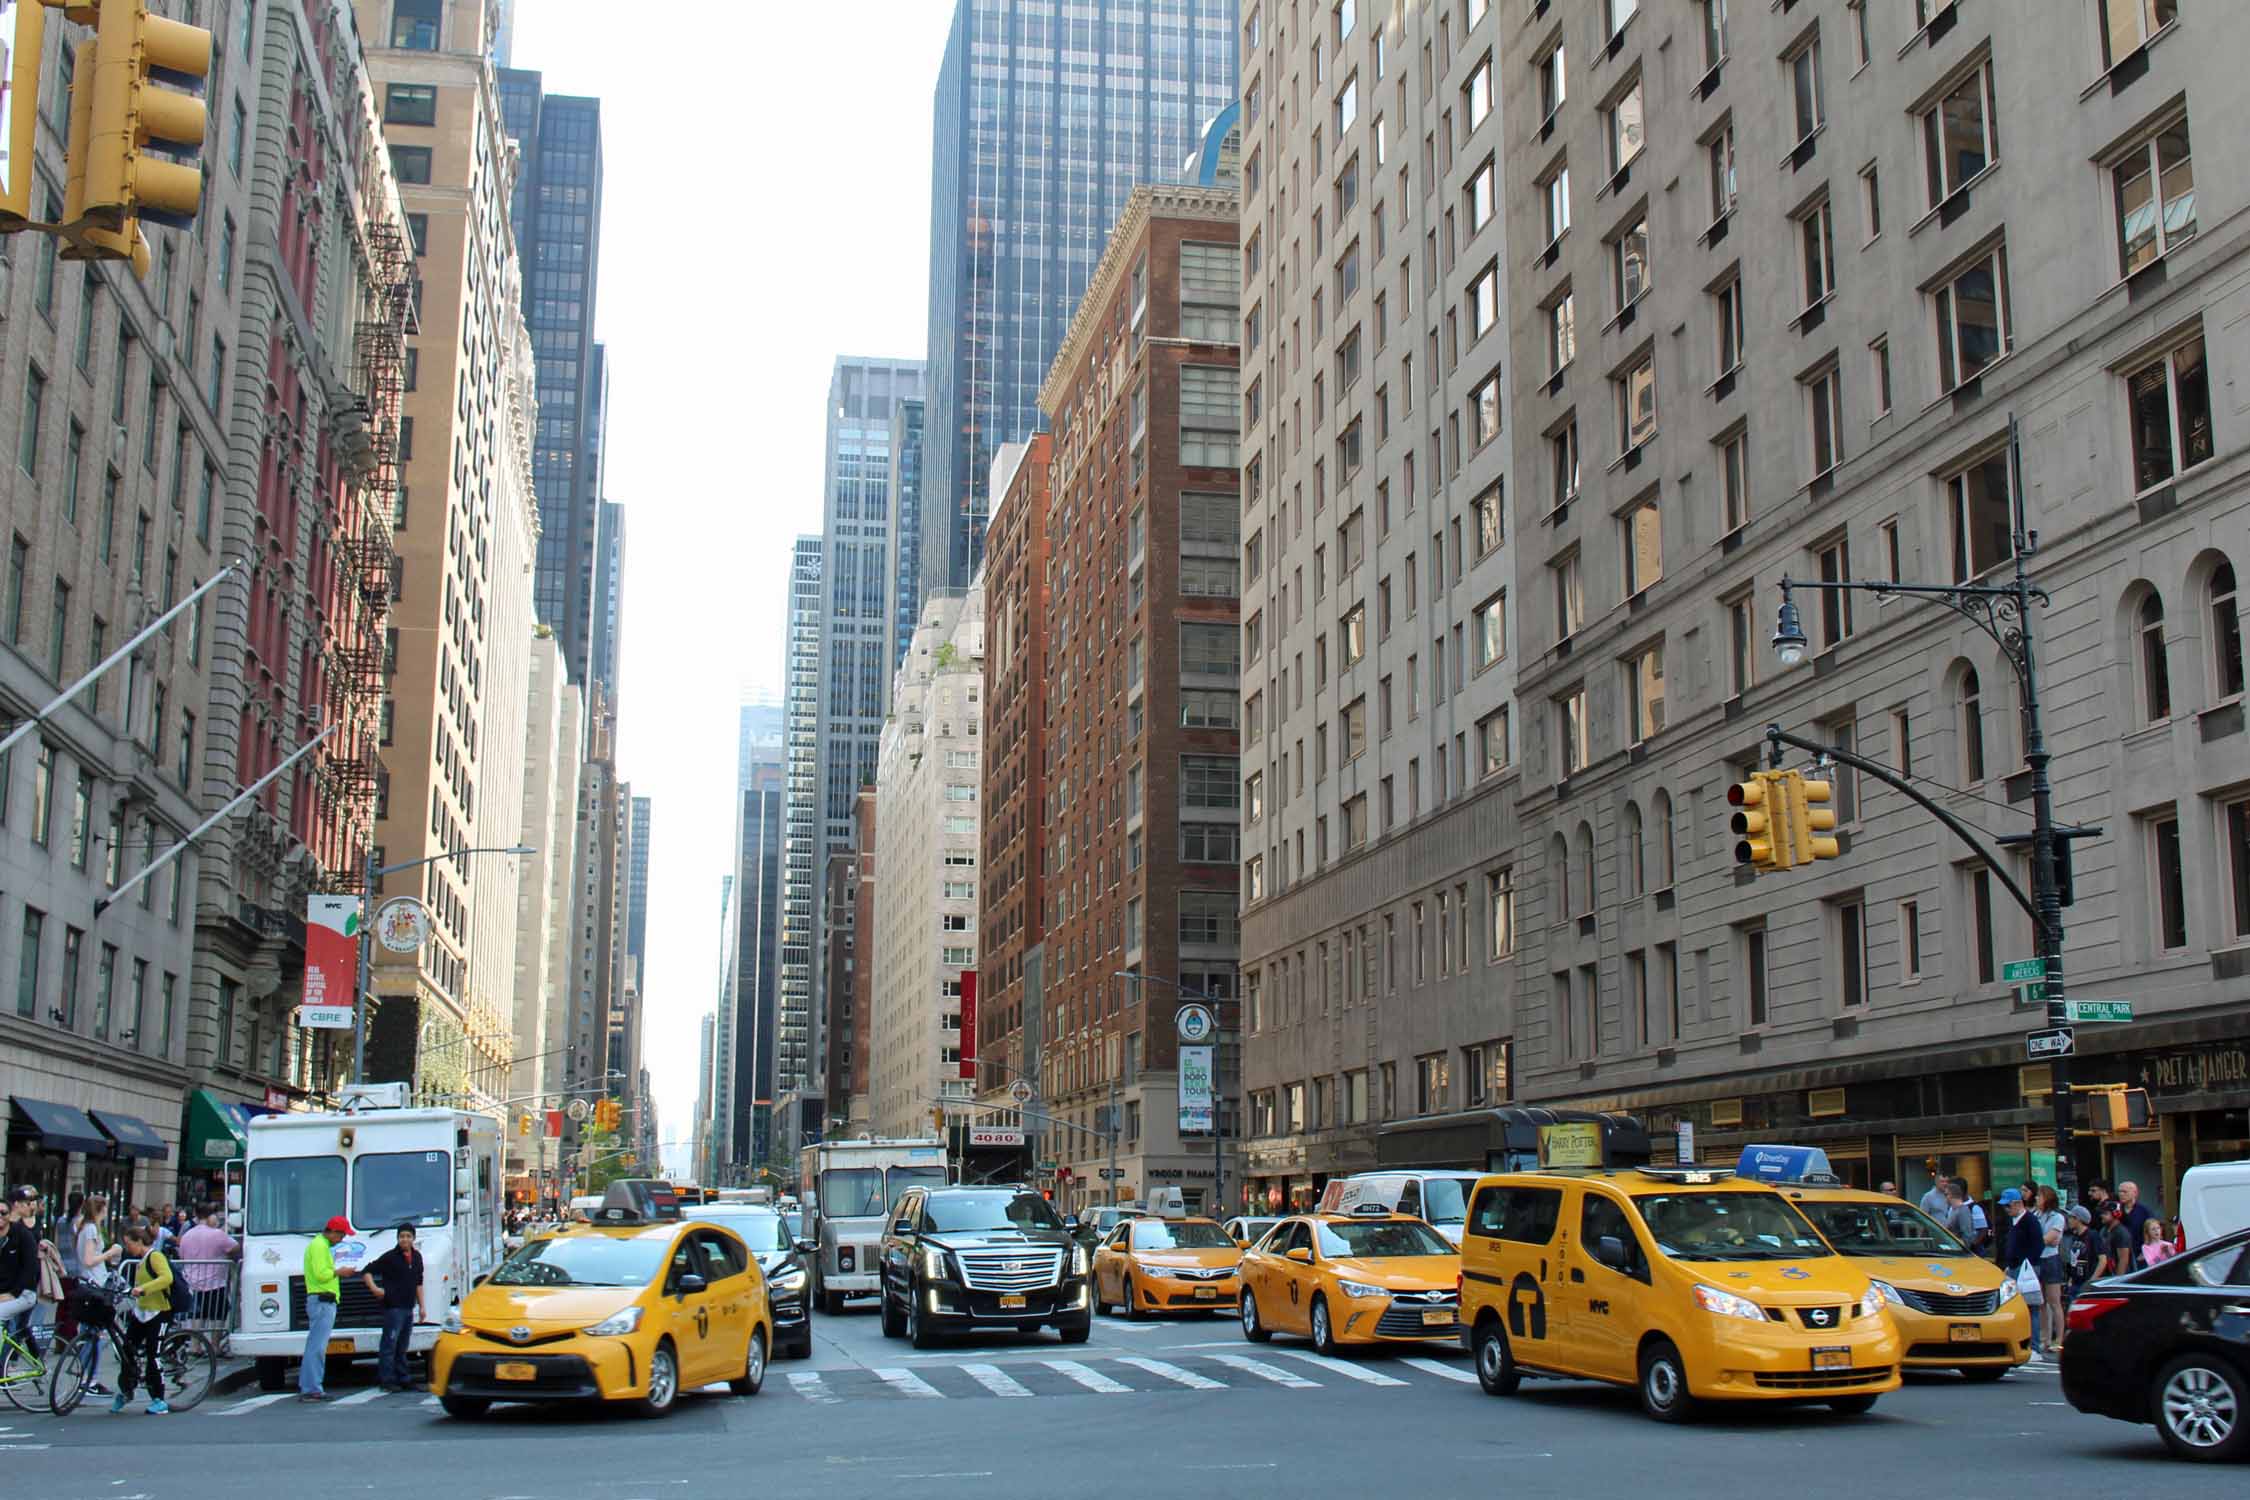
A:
[[166, 1259, 237, 1334]]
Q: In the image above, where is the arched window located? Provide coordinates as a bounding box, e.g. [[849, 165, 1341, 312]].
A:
[[1550, 834, 1570, 926], [1652, 790, 1677, 889], [1576, 822, 1596, 915], [2213, 561, 2244, 701], [2138, 591, 2172, 722], [1623, 802, 1645, 898], [1960, 666, 1986, 782]]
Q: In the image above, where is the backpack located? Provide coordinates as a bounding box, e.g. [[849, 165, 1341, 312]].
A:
[[150, 1251, 191, 1316]]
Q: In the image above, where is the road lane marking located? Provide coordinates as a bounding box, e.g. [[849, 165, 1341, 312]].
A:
[[958, 1363, 1035, 1398], [872, 1367, 944, 1398], [1278, 1351, 1409, 1386], [1044, 1359, 1132, 1393], [1400, 1356, 1477, 1384], [787, 1371, 840, 1404], [332, 1387, 386, 1405], [1206, 1353, 1320, 1388], [1116, 1356, 1227, 1390], [210, 1392, 294, 1416]]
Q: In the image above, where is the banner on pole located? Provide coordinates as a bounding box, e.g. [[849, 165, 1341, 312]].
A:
[[298, 895, 361, 1029], [957, 970, 978, 1080], [1179, 1044, 1214, 1135]]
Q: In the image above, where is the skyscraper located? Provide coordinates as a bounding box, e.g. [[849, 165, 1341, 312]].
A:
[[885, 397, 927, 679], [628, 796, 651, 967], [772, 540, 825, 1167], [498, 72, 608, 692], [920, 0, 1239, 601]]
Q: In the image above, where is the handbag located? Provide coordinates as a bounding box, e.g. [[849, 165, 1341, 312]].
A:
[[2014, 1260, 2041, 1298]]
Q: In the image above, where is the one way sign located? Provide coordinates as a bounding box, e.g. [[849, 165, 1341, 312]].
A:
[[2026, 1027, 2075, 1060]]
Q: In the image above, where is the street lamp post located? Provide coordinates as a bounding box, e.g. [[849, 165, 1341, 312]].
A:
[[1115, 971, 1235, 1218], [353, 843, 536, 1087], [1768, 415, 2083, 1201]]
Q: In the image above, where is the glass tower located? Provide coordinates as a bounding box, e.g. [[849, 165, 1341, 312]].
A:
[[920, 0, 1239, 600]]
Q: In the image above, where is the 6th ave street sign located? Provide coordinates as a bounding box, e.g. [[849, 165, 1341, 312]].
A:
[[2027, 1027, 2075, 1060]]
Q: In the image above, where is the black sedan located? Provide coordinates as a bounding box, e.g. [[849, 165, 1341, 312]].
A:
[[2061, 1226, 2250, 1461]]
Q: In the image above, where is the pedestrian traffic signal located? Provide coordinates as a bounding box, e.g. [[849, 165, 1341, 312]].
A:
[[2075, 1084, 2153, 1133], [1729, 772, 1792, 871], [1789, 774, 1841, 862]]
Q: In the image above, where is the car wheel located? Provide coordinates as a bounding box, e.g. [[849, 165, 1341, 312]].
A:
[[880, 1283, 905, 1339], [2152, 1353, 2250, 1462], [1474, 1317, 1520, 1396], [730, 1328, 767, 1396], [1827, 1394, 1879, 1416], [635, 1342, 680, 1418], [906, 1287, 942, 1351], [1637, 1339, 1697, 1424], [786, 1330, 814, 1360], [439, 1395, 490, 1420], [1958, 1365, 2011, 1383], [255, 1357, 288, 1393], [1309, 1296, 1338, 1357], [1123, 1277, 1145, 1321], [1240, 1288, 1272, 1343], [1055, 1316, 1092, 1345], [820, 1289, 847, 1317]]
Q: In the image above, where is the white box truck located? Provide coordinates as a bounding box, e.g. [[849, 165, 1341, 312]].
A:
[[798, 1138, 948, 1313], [226, 1083, 504, 1390]]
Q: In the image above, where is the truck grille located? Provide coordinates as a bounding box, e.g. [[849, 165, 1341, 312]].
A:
[[954, 1248, 1065, 1292], [1893, 1286, 2000, 1317], [287, 1277, 387, 1332]]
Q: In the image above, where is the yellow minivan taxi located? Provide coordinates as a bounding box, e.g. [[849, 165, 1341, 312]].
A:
[[431, 1215, 772, 1419], [1780, 1183, 2031, 1378], [1458, 1167, 1901, 1421]]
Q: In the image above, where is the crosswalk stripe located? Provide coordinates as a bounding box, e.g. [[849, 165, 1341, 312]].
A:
[[420, 1396, 442, 1410], [872, 1367, 945, 1398], [959, 1363, 1035, 1398], [1277, 1351, 1409, 1386], [1044, 1359, 1133, 1394], [1206, 1353, 1321, 1389], [1116, 1356, 1227, 1390], [211, 1392, 294, 1416], [332, 1387, 387, 1406], [787, 1371, 840, 1405], [1400, 1356, 1477, 1384]]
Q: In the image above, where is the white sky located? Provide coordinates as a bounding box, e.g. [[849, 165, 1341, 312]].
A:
[[510, 1, 958, 1168]]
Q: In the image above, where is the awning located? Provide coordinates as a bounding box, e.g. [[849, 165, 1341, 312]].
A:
[[7, 1096, 110, 1155], [181, 1091, 253, 1170], [91, 1109, 169, 1160]]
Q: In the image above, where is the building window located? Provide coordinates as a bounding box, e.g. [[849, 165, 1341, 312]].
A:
[[1816, 536, 1853, 647], [1959, 667, 1987, 782], [1806, 366, 1844, 477], [1551, 420, 1581, 511], [390, 144, 433, 184], [2210, 561, 2244, 702], [2150, 812, 2187, 951], [1714, 275, 1744, 375], [1466, 261, 1499, 342], [1861, 161, 1882, 241], [1181, 822, 1241, 865], [1622, 499, 1661, 597], [2112, 115, 2194, 277], [1870, 337, 1893, 417], [1180, 754, 1241, 809], [1478, 707, 1510, 778], [1538, 42, 1567, 122], [2227, 798, 2250, 941], [1933, 243, 2010, 393], [1605, 80, 1644, 177], [1612, 218, 1650, 312], [1488, 869, 1516, 959], [1726, 591, 1756, 697], [1560, 685, 1590, 775], [1787, 35, 1824, 145], [1474, 592, 1506, 669], [1463, 53, 1492, 129], [2125, 335, 2213, 493], [1617, 353, 1655, 452], [2100, 0, 2177, 71], [384, 84, 438, 125], [1798, 199, 1837, 309], [1541, 165, 1571, 245], [1546, 292, 1576, 375], [2138, 591, 2172, 723], [1708, 122, 1738, 221], [1838, 900, 1868, 1008], [1179, 366, 1240, 467], [1553, 552, 1584, 638], [1920, 60, 1995, 208], [1967, 865, 1997, 984], [1465, 156, 1496, 234], [1415, 1053, 1448, 1115], [1947, 449, 2014, 581], [1899, 899, 1924, 981], [1626, 644, 1665, 743], [1741, 923, 1769, 1026]]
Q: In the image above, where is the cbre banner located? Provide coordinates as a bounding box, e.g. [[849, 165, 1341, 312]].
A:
[[957, 970, 978, 1080], [299, 895, 361, 1029]]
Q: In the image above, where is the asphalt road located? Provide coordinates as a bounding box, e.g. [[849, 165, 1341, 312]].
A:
[[7, 1297, 2241, 1498]]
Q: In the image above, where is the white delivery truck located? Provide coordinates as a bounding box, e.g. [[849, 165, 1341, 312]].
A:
[[226, 1083, 505, 1391], [798, 1138, 948, 1313]]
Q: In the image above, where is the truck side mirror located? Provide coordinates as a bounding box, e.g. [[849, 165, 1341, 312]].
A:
[[794, 1238, 816, 1254], [892, 1219, 913, 1236], [225, 1184, 243, 1212], [1063, 1216, 1081, 1232]]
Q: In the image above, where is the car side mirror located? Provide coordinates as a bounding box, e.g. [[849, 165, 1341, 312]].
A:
[[677, 1274, 708, 1297], [794, 1238, 816, 1254], [472, 1273, 488, 1288], [1285, 1247, 1313, 1265], [1596, 1235, 1631, 1271], [1062, 1215, 1080, 1231]]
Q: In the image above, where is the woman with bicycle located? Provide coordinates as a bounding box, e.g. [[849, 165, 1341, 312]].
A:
[[0, 1186, 42, 1345], [110, 1223, 174, 1415]]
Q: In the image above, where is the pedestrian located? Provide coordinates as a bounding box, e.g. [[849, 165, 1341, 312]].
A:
[[361, 1225, 428, 1392], [2035, 1186, 2067, 1355], [2098, 1201, 2134, 1280], [2000, 1189, 2046, 1354], [1917, 1160, 1950, 1217], [0, 1185, 43, 1346], [176, 1204, 238, 1324], [2140, 1217, 2176, 1266], [2116, 1181, 2155, 1265], [1955, 1178, 1991, 1254], [2062, 1205, 2095, 1302], [298, 1215, 351, 1402], [74, 1194, 122, 1285], [108, 1222, 173, 1415], [2084, 1179, 2113, 1221], [1879, 1180, 1899, 1198]]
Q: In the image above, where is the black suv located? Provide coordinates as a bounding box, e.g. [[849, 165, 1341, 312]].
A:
[[691, 1204, 815, 1359], [879, 1185, 1092, 1348]]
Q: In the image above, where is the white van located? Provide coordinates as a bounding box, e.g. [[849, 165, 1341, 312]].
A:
[[1315, 1170, 1484, 1244], [2178, 1160, 2250, 1246]]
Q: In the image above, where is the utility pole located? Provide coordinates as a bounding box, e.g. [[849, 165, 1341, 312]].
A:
[[1107, 1077, 1120, 1209]]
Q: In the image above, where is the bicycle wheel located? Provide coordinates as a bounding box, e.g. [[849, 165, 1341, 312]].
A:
[[0, 1333, 51, 1414], [157, 1329, 217, 1411], [47, 1335, 100, 1415]]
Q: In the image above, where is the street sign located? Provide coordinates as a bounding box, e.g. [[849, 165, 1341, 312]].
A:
[[2016, 982, 2047, 1004], [2002, 957, 2047, 983], [1175, 1003, 1216, 1042], [2026, 1027, 2075, 1060], [1097, 1168, 1125, 1180], [967, 1126, 1025, 1148], [2064, 1000, 2133, 1023], [1009, 1079, 1035, 1105]]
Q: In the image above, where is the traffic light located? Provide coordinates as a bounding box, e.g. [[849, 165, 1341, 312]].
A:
[[517, 1113, 533, 1137], [1, 0, 52, 227], [80, 0, 212, 234], [594, 1099, 621, 1132], [58, 36, 150, 274], [1729, 772, 1792, 872], [1789, 774, 1841, 862], [2076, 1085, 2153, 1133]]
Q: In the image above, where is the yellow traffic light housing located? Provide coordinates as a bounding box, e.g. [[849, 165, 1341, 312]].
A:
[[1791, 773, 1841, 861], [1729, 772, 1792, 872], [60, 36, 152, 275], [1, 1, 51, 228], [2075, 1084, 2153, 1134], [82, 0, 211, 233]]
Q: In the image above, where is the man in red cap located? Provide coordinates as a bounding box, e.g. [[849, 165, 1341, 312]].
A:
[[298, 1215, 353, 1402]]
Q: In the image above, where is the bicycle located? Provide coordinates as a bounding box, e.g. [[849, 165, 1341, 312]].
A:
[[46, 1278, 219, 1414], [0, 1316, 57, 1415]]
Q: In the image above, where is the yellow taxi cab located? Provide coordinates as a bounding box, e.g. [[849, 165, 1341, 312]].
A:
[[1092, 1215, 1244, 1318], [1779, 1181, 2031, 1379], [1237, 1208, 1461, 1355], [431, 1180, 773, 1419], [1458, 1165, 1901, 1421]]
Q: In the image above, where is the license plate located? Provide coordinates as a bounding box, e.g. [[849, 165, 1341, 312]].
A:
[[1195, 1287, 1218, 1300], [1811, 1346, 1850, 1371], [1422, 1309, 1456, 1327], [494, 1362, 538, 1381], [1949, 1324, 1983, 1343], [326, 1339, 355, 1355], [998, 1293, 1027, 1309]]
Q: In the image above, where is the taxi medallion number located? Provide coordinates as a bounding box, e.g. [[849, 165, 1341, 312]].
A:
[[998, 1293, 1027, 1309], [1810, 1346, 1850, 1371], [495, 1362, 538, 1381], [1421, 1308, 1454, 1326], [1948, 1324, 1982, 1343]]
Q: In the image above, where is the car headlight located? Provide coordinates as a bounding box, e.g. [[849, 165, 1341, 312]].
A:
[[1996, 1277, 2021, 1305], [1069, 1243, 1089, 1277], [918, 1245, 950, 1281], [770, 1267, 808, 1293], [1337, 1279, 1387, 1300], [1692, 1283, 1768, 1322], [584, 1306, 642, 1337], [1857, 1286, 1888, 1320], [258, 1297, 281, 1320]]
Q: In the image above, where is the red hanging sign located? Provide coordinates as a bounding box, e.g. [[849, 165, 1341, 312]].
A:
[[957, 970, 978, 1080]]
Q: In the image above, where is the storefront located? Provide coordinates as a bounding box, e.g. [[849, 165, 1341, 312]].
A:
[[5, 1097, 109, 1215], [177, 1089, 255, 1209]]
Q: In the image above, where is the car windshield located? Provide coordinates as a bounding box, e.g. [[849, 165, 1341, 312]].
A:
[[1795, 1199, 1972, 1257], [1313, 1220, 1455, 1258], [1420, 1179, 1470, 1225], [923, 1192, 1064, 1233], [694, 1211, 788, 1252], [1632, 1192, 1834, 1261], [351, 1151, 452, 1229], [1133, 1221, 1235, 1251], [247, 1156, 345, 1236], [489, 1234, 670, 1288], [819, 1169, 886, 1219]]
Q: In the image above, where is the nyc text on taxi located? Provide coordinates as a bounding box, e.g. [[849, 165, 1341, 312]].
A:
[[1092, 1216, 1244, 1318], [432, 1182, 773, 1418], [1459, 1167, 1901, 1420], [1237, 1210, 1462, 1354]]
